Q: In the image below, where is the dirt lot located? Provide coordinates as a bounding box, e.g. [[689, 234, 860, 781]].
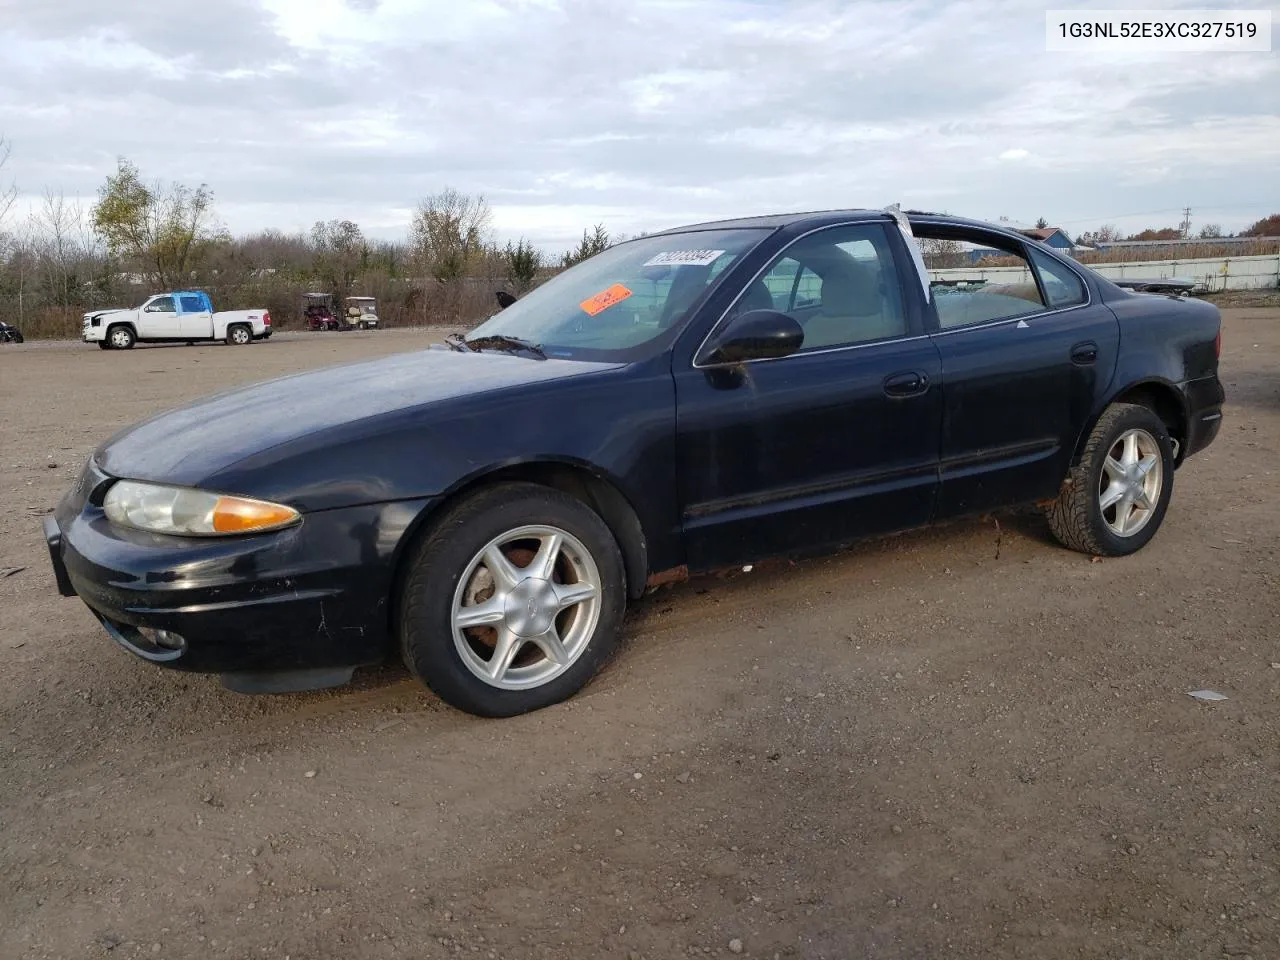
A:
[[2, 317, 1278, 960]]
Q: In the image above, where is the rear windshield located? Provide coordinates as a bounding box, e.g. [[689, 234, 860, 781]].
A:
[[467, 228, 771, 361]]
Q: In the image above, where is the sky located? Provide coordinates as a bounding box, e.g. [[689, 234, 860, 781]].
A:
[[0, 0, 1277, 251]]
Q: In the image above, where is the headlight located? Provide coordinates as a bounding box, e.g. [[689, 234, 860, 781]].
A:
[[103, 480, 300, 536]]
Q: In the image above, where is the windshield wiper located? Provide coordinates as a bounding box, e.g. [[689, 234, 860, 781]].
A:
[[464, 334, 547, 360], [443, 333, 470, 352]]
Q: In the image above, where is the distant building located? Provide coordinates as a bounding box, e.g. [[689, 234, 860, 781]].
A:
[[966, 224, 1077, 262], [1019, 227, 1074, 251]]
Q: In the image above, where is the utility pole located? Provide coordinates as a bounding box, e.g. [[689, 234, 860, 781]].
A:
[[1180, 207, 1192, 239]]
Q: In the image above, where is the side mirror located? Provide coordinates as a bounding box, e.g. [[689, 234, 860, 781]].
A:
[[495, 291, 517, 309], [702, 309, 804, 365]]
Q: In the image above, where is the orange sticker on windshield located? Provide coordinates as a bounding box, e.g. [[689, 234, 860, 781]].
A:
[[579, 283, 633, 317]]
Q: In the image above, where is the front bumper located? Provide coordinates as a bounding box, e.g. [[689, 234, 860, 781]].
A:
[[45, 478, 433, 685]]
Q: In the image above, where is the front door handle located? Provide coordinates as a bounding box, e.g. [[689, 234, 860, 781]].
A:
[[883, 370, 929, 398], [1071, 341, 1098, 365]]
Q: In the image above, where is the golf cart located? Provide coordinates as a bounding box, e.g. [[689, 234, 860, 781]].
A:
[[344, 296, 379, 330], [302, 292, 341, 331]]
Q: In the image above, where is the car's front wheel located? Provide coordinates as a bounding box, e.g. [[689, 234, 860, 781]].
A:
[[107, 325, 135, 349], [1045, 402, 1175, 556], [399, 483, 626, 717]]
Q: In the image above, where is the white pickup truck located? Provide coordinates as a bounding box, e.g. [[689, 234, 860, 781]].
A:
[[83, 291, 272, 349]]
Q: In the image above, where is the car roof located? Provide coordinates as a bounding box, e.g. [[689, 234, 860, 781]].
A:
[[647, 209, 1028, 238]]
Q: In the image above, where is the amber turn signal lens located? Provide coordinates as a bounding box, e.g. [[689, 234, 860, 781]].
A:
[[104, 480, 300, 536], [212, 496, 300, 534]]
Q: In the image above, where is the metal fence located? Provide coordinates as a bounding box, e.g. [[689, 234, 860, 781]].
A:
[[930, 254, 1280, 293]]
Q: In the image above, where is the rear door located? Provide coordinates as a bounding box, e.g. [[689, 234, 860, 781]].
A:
[[674, 221, 942, 571], [917, 225, 1119, 517], [177, 293, 213, 339]]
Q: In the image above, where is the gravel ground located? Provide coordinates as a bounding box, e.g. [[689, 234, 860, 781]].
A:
[[1, 315, 1278, 960]]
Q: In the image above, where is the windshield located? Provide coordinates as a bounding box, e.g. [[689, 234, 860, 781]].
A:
[[467, 228, 770, 360]]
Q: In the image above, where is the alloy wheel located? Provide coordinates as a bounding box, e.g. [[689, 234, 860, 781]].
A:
[[451, 524, 601, 689], [1098, 427, 1163, 537]]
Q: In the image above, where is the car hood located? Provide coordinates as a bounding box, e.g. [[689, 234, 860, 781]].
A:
[[96, 347, 620, 486], [85, 307, 133, 320]]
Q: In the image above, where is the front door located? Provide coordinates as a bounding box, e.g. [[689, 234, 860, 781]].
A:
[[916, 226, 1120, 517], [138, 295, 181, 337], [674, 221, 942, 572]]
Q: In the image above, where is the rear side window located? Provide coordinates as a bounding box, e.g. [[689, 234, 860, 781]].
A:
[[917, 230, 1046, 329], [178, 295, 206, 313], [1028, 248, 1087, 309]]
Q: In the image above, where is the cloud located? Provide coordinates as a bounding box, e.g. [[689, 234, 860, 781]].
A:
[[1, 0, 1277, 246]]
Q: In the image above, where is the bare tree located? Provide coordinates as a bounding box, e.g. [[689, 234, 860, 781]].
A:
[[91, 157, 227, 287], [1075, 224, 1119, 247], [1197, 224, 1223, 240], [32, 189, 93, 308], [310, 219, 366, 303], [410, 188, 492, 283], [0, 135, 16, 230], [918, 237, 966, 269]]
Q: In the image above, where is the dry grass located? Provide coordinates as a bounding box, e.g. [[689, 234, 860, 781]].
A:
[[1075, 240, 1280, 264]]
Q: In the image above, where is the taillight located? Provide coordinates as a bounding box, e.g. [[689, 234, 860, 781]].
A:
[[263, 311, 271, 326], [1215, 329, 1221, 358]]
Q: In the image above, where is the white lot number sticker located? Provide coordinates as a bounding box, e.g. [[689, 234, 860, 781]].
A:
[[643, 249, 726, 268]]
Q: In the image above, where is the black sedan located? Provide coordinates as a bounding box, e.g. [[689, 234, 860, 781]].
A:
[[44, 209, 1225, 716]]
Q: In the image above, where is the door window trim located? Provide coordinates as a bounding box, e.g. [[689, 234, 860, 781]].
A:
[[909, 225, 1094, 336], [692, 218, 926, 369]]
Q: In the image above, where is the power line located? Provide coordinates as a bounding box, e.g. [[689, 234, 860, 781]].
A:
[[1054, 201, 1278, 226]]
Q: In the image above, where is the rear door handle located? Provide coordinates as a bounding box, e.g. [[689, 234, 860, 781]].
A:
[[1071, 341, 1098, 365], [883, 370, 929, 398]]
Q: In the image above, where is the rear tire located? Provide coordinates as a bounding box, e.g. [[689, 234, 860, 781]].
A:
[[1045, 403, 1175, 557], [399, 483, 626, 717], [226, 324, 251, 346], [106, 325, 135, 350]]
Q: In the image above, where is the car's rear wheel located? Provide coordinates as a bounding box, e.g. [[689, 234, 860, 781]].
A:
[[226, 324, 252, 345], [107, 325, 135, 349], [399, 483, 626, 717], [1045, 402, 1175, 556]]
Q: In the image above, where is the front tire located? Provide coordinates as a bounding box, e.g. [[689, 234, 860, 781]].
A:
[[1045, 403, 1175, 556], [399, 483, 626, 717], [97, 341, 111, 350], [106, 325, 135, 350]]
